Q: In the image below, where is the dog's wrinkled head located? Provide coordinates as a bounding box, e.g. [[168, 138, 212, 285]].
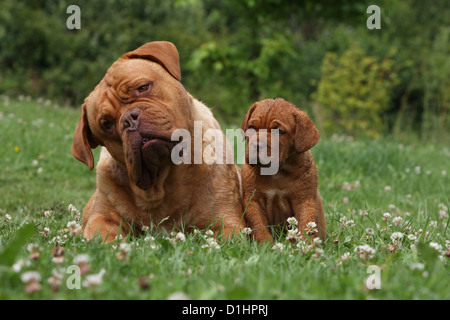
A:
[[241, 98, 319, 168], [72, 41, 192, 190]]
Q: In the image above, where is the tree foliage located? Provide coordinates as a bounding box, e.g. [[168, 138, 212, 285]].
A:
[[313, 45, 398, 138], [0, 0, 448, 137]]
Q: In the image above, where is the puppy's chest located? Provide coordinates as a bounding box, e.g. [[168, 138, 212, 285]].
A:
[[257, 188, 292, 224]]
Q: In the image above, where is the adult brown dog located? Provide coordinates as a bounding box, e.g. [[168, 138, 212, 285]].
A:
[[72, 41, 244, 242], [241, 98, 326, 243]]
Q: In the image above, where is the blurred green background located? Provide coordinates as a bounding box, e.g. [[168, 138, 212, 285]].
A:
[[0, 0, 448, 140]]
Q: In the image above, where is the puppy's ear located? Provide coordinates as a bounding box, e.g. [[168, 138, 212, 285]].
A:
[[241, 103, 258, 132], [123, 41, 181, 81], [294, 110, 320, 153], [71, 103, 98, 170]]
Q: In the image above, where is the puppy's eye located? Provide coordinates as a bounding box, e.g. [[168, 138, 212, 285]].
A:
[[272, 128, 285, 135]]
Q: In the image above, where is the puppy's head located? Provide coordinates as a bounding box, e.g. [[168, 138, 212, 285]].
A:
[[72, 41, 192, 190], [241, 98, 319, 169]]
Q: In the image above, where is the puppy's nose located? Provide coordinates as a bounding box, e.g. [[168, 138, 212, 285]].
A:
[[250, 140, 267, 153], [122, 109, 141, 131]]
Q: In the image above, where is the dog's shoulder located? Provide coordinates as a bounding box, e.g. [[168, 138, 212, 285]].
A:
[[96, 147, 129, 186], [190, 97, 221, 131]]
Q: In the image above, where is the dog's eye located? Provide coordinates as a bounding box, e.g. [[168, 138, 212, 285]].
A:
[[137, 83, 151, 93], [100, 119, 115, 132], [272, 128, 285, 135]]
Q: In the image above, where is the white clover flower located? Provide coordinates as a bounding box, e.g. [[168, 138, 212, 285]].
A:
[[167, 291, 189, 300], [359, 209, 369, 216], [12, 259, 30, 273], [73, 254, 90, 265], [407, 234, 417, 241], [345, 219, 355, 227], [382, 212, 392, 221], [42, 210, 52, 218], [201, 236, 220, 251], [119, 242, 131, 252], [5, 214, 11, 221], [313, 237, 322, 246], [174, 232, 186, 242], [304, 221, 318, 235], [116, 243, 132, 260], [337, 252, 351, 264], [339, 216, 355, 227], [313, 248, 324, 259], [296, 240, 311, 254], [355, 244, 376, 260], [410, 262, 425, 270], [390, 232, 404, 242], [21, 271, 41, 283], [286, 217, 298, 227], [83, 269, 106, 288], [242, 227, 252, 235], [205, 230, 214, 237], [67, 204, 79, 213], [50, 235, 65, 245], [47, 269, 63, 286], [272, 242, 285, 253], [286, 228, 299, 241], [429, 242, 443, 252], [384, 186, 391, 192], [21, 271, 42, 294], [26, 243, 40, 253], [392, 216, 404, 226], [149, 243, 161, 250], [67, 221, 82, 236]]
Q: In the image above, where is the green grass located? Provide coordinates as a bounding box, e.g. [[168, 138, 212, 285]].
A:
[[0, 97, 449, 299]]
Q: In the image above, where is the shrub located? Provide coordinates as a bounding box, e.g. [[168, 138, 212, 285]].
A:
[[312, 44, 398, 138]]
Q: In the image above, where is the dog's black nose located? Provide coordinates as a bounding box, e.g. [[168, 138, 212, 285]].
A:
[[122, 109, 141, 131]]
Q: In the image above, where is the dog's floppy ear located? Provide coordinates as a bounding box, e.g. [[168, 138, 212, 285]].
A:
[[71, 103, 98, 170], [294, 109, 320, 153], [123, 41, 181, 81], [241, 103, 258, 132]]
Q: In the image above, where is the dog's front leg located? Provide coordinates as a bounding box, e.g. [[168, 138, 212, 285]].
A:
[[244, 199, 273, 243], [294, 196, 325, 241]]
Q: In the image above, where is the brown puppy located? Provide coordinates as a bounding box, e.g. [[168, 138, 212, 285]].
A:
[[241, 98, 326, 243], [72, 41, 244, 242]]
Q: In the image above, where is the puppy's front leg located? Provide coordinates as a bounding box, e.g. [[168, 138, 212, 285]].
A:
[[294, 197, 324, 241], [244, 199, 273, 243]]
